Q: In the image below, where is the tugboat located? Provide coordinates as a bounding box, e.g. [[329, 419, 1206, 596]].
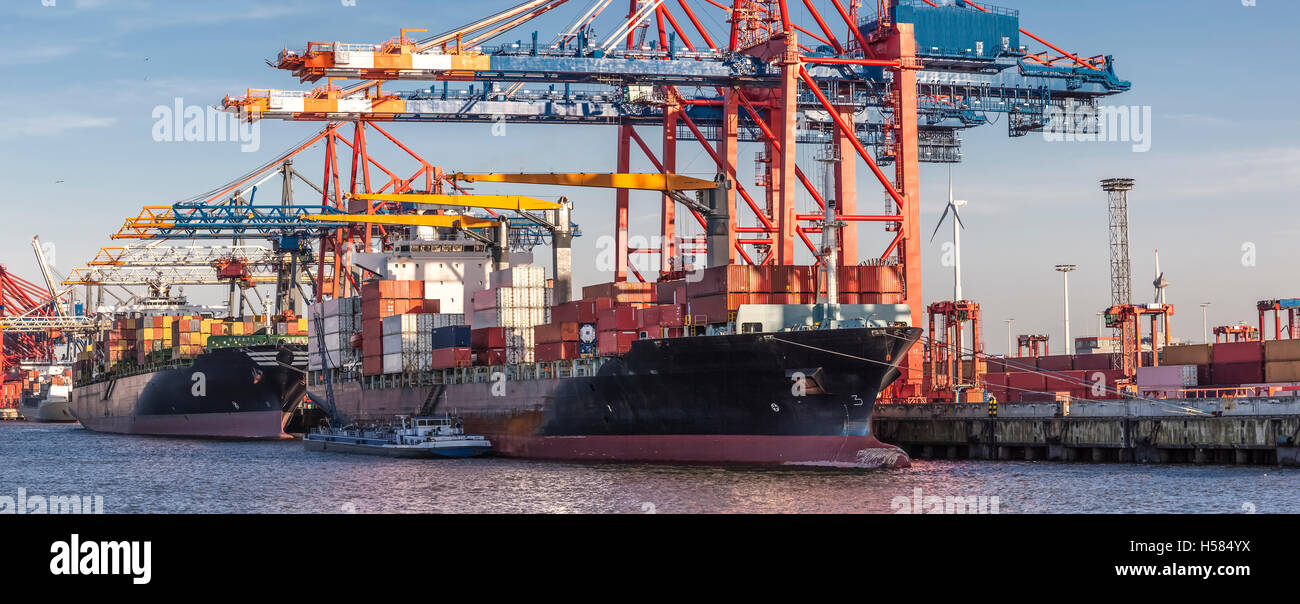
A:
[[303, 416, 492, 458]]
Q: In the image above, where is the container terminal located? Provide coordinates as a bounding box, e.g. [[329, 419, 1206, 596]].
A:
[[1, 0, 1296, 467]]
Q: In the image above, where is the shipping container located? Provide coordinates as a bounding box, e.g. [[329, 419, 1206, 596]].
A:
[[1213, 342, 1263, 364], [431, 325, 472, 349], [1163, 344, 1213, 366], [1264, 339, 1300, 363], [1036, 355, 1073, 371], [1137, 365, 1199, 388], [1210, 362, 1264, 386], [431, 347, 473, 369], [1072, 353, 1113, 371], [534, 322, 579, 344], [1265, 360, 1300, 384]]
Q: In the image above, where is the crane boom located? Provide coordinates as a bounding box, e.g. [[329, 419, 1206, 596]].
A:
[[302, 213, 500, 229], [347, 193, 560, 211], [450, 172, 719, 191]]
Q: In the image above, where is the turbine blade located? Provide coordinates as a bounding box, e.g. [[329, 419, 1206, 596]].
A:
[[930, 203, 951, 243]]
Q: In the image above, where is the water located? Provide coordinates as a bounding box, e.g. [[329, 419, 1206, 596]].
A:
[[2, 421, 1294, 513]]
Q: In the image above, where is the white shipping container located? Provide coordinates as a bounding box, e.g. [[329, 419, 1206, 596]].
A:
[[382, 314, 421, 337], [382, 353, 403, 375]]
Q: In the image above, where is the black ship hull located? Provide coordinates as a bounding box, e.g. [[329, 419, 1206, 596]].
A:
[[70, 346, 308, 439], [311, 326, 921, 467]]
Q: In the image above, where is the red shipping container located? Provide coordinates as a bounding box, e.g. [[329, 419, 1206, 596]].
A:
[[1037, 355, 1073, 371], [534, 322, 579, 344], [407, 280, 424, 300], [535, 341, 579, 361], [658, 304, 686, 327], [481, 348, 508, 365], [636, 306, 659, 329], [578, 297, 615, 323], [984, 373, 1010, 388], [551, 301, 580, 323], [472, 327, 509, 349], [432, 347, 473, 369], [1072, 353, 1112, 371], [1008, 372, 1047, 393], [597, 306, 638, 332], [1214, 342, 1264, 364], [597, 330, 639, 355], [687, 294, 730, 324], [836, 266, 860, 294], [857, 265, 904, 295], [838, 293, 859, 304], [472, 289, 497, 310], [362, 355, 383, 376], [1211, 362, 1263, 385], [1045, 370, 1088, 392], [419, 300, 441, 314]]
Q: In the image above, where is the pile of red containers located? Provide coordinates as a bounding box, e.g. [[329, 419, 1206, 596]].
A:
[[361, 280, 428, 376], [981, 353, 1126, 403]]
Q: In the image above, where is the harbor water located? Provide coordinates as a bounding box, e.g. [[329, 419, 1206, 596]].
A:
[[2, 422, 1295, 514]]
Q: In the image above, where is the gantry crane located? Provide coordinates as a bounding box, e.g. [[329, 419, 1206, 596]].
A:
[[1257, 299, 1298, 341], [216, 0, 1130, 402], [1215, 324, 1260, 343], [1017, 333, 1049, 358]]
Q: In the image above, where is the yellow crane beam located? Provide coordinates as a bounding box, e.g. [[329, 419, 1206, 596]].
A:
[[347, 193, 559, 211], [450, 172, 718, 192], [303, 213, 500, 229]]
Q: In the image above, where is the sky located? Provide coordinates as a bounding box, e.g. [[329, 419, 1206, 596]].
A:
[[0, 0, 1296, 354]]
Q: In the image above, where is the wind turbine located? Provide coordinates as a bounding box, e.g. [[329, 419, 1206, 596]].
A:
[[1153, 249, 1170, 304], [931, 166, 967, 301]]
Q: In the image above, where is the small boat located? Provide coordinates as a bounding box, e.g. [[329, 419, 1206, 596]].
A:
[[23, 384, 76, 423], [303, 415, 492, 458]]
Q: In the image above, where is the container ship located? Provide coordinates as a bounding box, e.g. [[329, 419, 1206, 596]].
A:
[[306, 229, 921, 468], [68, 311, 309, 439]]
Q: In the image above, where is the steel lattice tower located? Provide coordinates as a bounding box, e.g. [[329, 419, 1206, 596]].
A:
[[1102, 178, 1135, 307]]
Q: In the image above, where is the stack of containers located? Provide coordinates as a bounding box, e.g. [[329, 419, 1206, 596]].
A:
[[1264, 339, 1300, 383], [307, 297, 361, 372], [168, 316, 209, 359], [1162, 344, 1213, 386], [431, 325, 473, 368], [470, 326, 511, 365], [534, 322, 580, 361], [382, 314, 429, 374], [135, 316, 174, 364], [469, 266, 550, 363], [361, 280, 426, 376]]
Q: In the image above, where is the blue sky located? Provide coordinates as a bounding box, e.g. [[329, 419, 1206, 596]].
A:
[[0, 0, 1296, 353]]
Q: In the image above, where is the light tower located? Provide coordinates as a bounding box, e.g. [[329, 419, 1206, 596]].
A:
[[1101, 178, 1134, 307], [1055, 264, 1077, 354], [1004, 318, 1015, 356], [1200, 302, 1212, 344]]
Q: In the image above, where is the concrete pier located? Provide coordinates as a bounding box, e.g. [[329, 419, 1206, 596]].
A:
[[873, 397, 1300, 466]]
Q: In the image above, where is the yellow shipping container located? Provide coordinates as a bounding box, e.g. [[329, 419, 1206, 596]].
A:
[[297, 318, 308, 332], [231, 323, 245, 336], [201, 319, 212, 334]]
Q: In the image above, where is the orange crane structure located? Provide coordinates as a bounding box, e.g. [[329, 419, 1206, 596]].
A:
[[207, 0, 1128, 402]]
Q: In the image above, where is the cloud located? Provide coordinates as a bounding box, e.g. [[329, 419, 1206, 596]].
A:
[[0, 115, 117, 139]]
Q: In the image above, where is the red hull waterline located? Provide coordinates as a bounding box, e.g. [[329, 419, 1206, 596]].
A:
[[488, 434, 912, 469], [75, 410, 292, 439]]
